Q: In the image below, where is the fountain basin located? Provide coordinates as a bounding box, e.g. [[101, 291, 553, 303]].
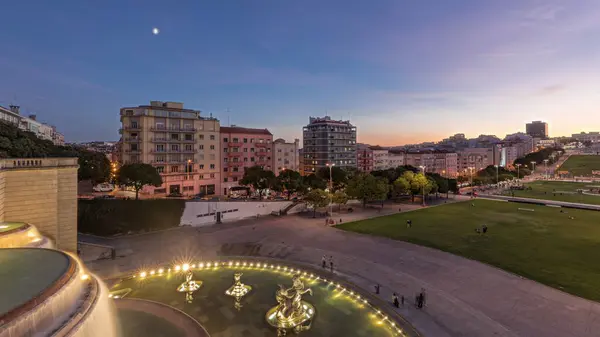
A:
[[0, 222, 53, 249]]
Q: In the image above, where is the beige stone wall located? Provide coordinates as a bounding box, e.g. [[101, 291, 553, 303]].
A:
[[0, 158, 78, 252], [0, 172, 5, 222]]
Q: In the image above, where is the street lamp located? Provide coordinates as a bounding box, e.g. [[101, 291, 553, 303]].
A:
[[326, 163, 335, 217], [442, 169, 449, 199], [494, 165, 499, 185], [468, 167, 474, 198], [419, 165, 426, 206], [530, 161, 536, 172], [515, 163, 521, 180], [543, 159, 549, 180]]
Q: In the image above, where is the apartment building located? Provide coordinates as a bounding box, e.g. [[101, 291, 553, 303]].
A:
[[0, 105, 21, 126], [357, 146, 374, 172], [1, 105, 65, 145], [457, 147, 500, 174], [500, 146, 519, 167], [372, 149, 389, 171], [302, 116, 357, 175], [387, 151, 405, 169], [572, 132, 600, 143], [404, 151, 458, 177], [119, 101, 220, 196], [272, 138, 299, 174], [526, 121, 549, 138], [220, 126, 273, 195]]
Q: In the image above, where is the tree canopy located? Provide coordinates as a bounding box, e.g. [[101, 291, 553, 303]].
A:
[[275, 169, 304, 199], [117, 163, 162, 199], [317, 166, 348, 191], [240, 165, 277, 199], [346, 172, 388, 206], [0, 121, 111, 183], [393, 171, 435, 203], [303, 188, 330, 217], [303, 173, 327, 190]]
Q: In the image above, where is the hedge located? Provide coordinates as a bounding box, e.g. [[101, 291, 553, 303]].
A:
[[78, 199, 186, 236]]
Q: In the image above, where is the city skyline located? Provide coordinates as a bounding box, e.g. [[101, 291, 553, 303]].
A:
[[2, 0, 599, 144]]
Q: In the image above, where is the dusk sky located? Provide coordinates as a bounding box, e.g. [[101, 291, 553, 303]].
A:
[[1, 0, 599, 145]]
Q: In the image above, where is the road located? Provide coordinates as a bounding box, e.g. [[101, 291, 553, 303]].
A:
[[83, 202, 600, 337]]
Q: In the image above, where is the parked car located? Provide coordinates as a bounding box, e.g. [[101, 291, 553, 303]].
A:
[[93, 183, 114, 192], [167, 192, 183, 198], [94, 195, 116, 200]]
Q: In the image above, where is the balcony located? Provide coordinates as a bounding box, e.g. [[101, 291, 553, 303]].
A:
[[122, 125, 142, 131], [123, 137, 142, 142], [151, 138, 168, 142], [254, 142, 269, 147], [181, 139, 197, 144], [228, 141, 243, 147], [228, 151, 243, 157], [124, 149, 142, 154], [256, 150, 269, 156], [150, 125, 197, 132]]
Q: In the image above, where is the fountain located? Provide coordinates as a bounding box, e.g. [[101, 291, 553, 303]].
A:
[[225, 272, 252, 310], [176, 271, 201, 303], [265, 274, 315, 336]]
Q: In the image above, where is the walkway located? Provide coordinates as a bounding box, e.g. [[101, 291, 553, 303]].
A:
[[84, 202, 600, 337]]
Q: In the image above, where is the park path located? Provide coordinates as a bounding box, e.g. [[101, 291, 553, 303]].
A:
[[84, 202, 600, 337]]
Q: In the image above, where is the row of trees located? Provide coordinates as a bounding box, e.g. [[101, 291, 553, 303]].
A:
[[0, 121, 112, 183]]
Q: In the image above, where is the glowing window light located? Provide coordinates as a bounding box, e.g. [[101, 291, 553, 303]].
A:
[[182, 263, 190, 271], [174, 265, 181, 272]]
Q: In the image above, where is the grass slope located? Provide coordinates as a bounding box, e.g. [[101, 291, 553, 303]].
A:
[[337, 200, 600, 301], [559, 155, 600, 176], [508, 181, 600, 205]]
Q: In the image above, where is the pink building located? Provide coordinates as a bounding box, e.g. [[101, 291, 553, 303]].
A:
[[357, 146, 374, 172], [220, 126, 273, 196]]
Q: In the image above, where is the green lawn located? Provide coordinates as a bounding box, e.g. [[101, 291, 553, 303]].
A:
[[559, 155, 600, 176], [337, 200, 600, 301], [507, 180, 600, 205]]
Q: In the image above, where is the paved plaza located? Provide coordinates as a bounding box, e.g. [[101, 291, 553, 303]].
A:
[[83, 202, 600, 337]]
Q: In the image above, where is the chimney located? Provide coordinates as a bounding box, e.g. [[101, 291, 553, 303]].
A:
[[29, 114, 37, 121], [9, 105, 20, 114]]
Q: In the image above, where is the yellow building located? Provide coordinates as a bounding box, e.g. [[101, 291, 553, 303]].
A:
[[120, 101, 221, 196], [0, 157, 78, 252]]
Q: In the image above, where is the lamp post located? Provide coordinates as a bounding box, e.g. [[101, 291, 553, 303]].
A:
[[515, 163, 521, 180], [468, 167, 474, 198], [543, 159, 549, 180], [530, 161, 536, 173], [326, 163, 335, 217], [442, 169, 449, 199], [419, 165, 426, 206], [494, 165, 499, 185]]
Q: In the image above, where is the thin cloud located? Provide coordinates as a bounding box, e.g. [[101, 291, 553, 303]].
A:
[[537, 84, 567, 96]]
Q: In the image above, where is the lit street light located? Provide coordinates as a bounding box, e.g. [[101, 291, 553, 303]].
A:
[[326, 163, 335, 218], [494, 165, 499, 185], [419, 165, 426, 206], [543, 159, 549, 180]]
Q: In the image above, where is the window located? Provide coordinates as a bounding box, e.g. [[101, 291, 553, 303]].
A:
[[250, 148, 255, 152], [210, 135, 215, 140], [251, 157, 255, 162], [232, 147, 239, 152], [223, 138, 228, 142], [233, 158, 239, 163], [131, 144, 138, 151], [243, 157, 248, 162], [233, 167, 239, 172], [131, 121, 138, 128], [224, 168, 228, 172], [171, 133, 179, 140], [171, 166, 179, 173], [278, 158, 282, 162], [199, 145, 204, 150], [210, 173, 215, 178], [243, 148, 248, 152], [233, 177, 238, 182], [224, 178, 228, 182], [278, 149, 282, 153], [210, 164, 215, 169], [185, 144, 193, 151], [233, 138, 239, 142], [156, 166, 164, 173], [171, 144, 179, 151], [243, 138, 248, 143], [224, 158, 228, 163], [250, 138, 255, 143], [199, 164, 204, 169], [199, 134, 204, 140], [210, 145, 215, 150], [223, 147, 228, 153], [156, 144, 165, 152]]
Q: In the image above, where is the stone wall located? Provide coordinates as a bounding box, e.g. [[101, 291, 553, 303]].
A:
[[0, 158, 78, 252]]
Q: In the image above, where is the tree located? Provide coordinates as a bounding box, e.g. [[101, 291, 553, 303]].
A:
[[346, 172, 388, 207], [240, 165, 276, 200], [303, 173, 327, 190], [276, 169, 304, 200], [331, 190, 349, 211], [117, 163, 162, 200], [77, 149, 111, 183], [317, 166, 348, 191], [392, 175, 411, 199], [304, 189, 330, 217], [410, 173, 433, 204]]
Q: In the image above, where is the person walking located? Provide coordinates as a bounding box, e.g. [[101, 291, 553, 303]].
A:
[[393, 293, 399, 308], [374, 284, 380, 294], [329, 256, 334, 272], [321, 255, 327, 269], [401, 295, 405, 306]]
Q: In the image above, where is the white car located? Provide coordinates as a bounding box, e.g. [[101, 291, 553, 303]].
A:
[[93, 183, 114, 192]]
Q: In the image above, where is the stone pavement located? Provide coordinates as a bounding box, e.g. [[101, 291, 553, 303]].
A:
[[83, 202, 600, 337]]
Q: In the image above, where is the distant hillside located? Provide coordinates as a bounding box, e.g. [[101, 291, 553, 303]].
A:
[[0, 121, 111, 183]]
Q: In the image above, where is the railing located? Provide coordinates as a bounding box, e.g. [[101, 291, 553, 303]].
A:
[[254, 142, 269, 147], [228, 141, 243, 147], [0, 158, 78, 170], [122, 125, 142, 130], [150, 126, 197, 132], [228, 152, 243, 157], [123, 137, 142, 142], [124, 149, 142, 153]]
